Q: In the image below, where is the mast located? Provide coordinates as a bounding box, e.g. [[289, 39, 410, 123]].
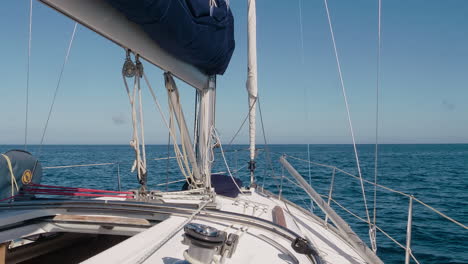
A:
[[196, 76, 216, 189], [247, 0, 258, 185]]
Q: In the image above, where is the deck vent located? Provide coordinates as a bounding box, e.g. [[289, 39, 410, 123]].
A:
[[182, 223, 226, 264]]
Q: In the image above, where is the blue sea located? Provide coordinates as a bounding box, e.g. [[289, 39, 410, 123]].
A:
[[0, 144, 467, 264]]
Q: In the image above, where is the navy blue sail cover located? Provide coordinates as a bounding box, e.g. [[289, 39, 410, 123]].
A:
[[106, 0, 235, 75], [182, 174, 243, 198], [0, 150, 42, 200]]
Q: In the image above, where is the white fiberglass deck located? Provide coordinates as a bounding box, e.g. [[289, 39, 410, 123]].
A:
[[83, 189, 367, 264]]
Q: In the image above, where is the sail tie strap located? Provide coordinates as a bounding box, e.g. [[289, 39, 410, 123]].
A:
[[209, 0, 218, 16], [1, 154, 19, 196]]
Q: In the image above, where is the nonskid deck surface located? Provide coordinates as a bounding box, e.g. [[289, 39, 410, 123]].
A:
[[0, 189, 368, 264], [216, 190, 367, 264]]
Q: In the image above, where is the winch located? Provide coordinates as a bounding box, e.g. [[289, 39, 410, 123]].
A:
[[178, 223, 239, 264]]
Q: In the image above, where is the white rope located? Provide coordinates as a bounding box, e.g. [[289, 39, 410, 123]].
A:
[[323, 0, 373, 240], [136, 61, 147, 177], [24, 0, 33, 150], [1, 154, 20, 197], [167, 83, 197, 186], [209, 0, 218, 16], [371, 0, 382, 253], [38, 23, 78, 155], [122, 61, 146, 184], [211, 128, 247, 197], [131, 73, 143, 177], [142, 72, 196, 187]]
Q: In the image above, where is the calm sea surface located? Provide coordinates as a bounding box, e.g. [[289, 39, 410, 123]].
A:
[[0, 144, 466, 264]]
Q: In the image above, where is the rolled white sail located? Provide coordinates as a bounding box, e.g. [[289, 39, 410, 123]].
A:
[[247, 0, 258, 165]]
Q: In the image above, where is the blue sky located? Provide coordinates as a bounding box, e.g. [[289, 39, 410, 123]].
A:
[[0, 0, 467, 144]]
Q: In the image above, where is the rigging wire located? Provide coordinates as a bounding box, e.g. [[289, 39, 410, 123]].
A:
[[24, 0, 33, 151], [38, 22, 78, 156], [298, 0, 305, 64], [257, 97, 282, 192], [372, 0, 382, 253], [142, 71, 196, 187], [322, 0, 373, 241], [227, 97, 257, 146], [297, 0, 314, 212]]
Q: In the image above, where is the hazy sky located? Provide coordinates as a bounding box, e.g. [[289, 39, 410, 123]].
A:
[[1, 0, 467, 144]]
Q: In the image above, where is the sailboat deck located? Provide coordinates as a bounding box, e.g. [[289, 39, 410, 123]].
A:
[[0, 189, 369, 263], [82, 189, 367, 264]]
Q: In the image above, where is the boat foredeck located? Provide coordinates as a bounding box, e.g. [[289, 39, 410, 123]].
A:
[[0, 189, 369, 264]]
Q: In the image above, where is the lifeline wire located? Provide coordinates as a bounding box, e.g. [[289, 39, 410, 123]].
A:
[[287, 153, 468, 230], [323, 0, 373, 238], [38, 23, 78, 156], [24, 0, 33, 150]]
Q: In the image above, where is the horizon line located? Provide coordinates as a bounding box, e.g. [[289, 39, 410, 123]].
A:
[[1, 142, 467, 146]]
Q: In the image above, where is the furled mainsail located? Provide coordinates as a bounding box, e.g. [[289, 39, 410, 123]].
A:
[[106, 0, 235, 76]]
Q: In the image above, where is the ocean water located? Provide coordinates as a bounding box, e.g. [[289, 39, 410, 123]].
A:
[[0, 144, 466, 264]]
